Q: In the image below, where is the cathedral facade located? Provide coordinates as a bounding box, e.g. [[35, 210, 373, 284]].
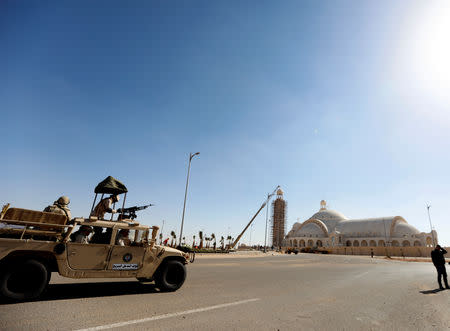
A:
[[285, 201, 436, 249]]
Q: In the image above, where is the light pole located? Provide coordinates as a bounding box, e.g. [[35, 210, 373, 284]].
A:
[[264, 193, 270, 253], [160, 219, 165, 244], [426, 204, 436, 246], [382, 218, 390, 258], [179, 152, 200, 246]]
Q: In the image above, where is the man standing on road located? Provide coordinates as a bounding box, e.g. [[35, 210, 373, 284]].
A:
[[431, 245, 449, 290], [91, 194, 119, 220]]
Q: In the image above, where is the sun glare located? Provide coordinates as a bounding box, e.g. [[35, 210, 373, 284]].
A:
[[405, 3, 450, 103]]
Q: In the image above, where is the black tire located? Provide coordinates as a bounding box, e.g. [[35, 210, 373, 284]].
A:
[[154, 260, 186, 292], [0, 259, 49, 301]]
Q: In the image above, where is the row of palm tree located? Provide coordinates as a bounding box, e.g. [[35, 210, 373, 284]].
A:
[[159, 230, 235, 250]]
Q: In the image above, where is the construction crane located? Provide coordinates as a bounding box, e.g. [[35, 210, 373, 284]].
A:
[[229, 186, 280, 250]]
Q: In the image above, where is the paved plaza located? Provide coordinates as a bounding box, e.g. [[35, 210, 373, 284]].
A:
[[0, 253, 448, 330]]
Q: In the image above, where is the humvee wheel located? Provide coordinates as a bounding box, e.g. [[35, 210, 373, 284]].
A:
[[0, 259, 49, 301], [155, 260, 186, 292]]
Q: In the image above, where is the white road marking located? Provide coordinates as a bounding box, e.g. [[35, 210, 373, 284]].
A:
[[354, 271, 370, 279], [75, 298, 261, 331]]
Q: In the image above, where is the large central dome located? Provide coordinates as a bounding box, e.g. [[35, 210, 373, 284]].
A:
[[307, 201, 349, 233], [310, 209, 348, 222]]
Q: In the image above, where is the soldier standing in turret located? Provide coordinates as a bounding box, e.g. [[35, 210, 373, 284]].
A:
[[43, 196, 72, 219], [91, 194, 119, 220]]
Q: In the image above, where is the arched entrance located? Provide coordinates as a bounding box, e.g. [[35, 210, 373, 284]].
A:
[[307, 239, 314, 247], [316, 240, 323, 247], [392, 240, 399, 247], [353, 240, 360, 247], [378, 240, 385, 247], [402, 240, 410, 247], [293, 239, 298, 247], [299, 239, 305, 247], [361, 240, 368, 247], [346, 240, 352, 247], [414, 240, 421, 247], [369, 240, 376, 247]]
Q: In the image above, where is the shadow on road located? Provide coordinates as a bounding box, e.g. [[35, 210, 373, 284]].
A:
[[420, 288, 446, 294], [0, 281, 160, 305]]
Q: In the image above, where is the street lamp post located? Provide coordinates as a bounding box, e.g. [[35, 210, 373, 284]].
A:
[[426, 204, 436, 246], [179, 152, 200, 246], [382, 218, 390, 258], [264, 193, 270, 253]]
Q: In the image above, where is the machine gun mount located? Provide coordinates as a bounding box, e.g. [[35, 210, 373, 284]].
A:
[[117, 204, 153, 220]]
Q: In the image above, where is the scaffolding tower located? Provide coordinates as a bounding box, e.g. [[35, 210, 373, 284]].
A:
[[271, 189, 287, 248]]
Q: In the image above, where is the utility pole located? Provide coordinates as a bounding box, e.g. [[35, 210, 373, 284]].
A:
[[179, 152, 200, 246], [160, 219, 165, 244], [264, 193, 270, 253], [427, 204, 436, 246], [382, 218, 390, 258]]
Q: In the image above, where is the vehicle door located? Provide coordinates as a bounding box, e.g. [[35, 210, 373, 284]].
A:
[[66, 225, 112, 270], [67, 243, 110, 270], [107, 229, 146, 271]]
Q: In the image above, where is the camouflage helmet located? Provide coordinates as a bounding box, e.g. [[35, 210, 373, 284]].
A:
[[57, 196, 70, 206]]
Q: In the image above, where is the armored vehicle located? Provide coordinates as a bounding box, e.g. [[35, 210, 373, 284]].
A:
[[0, 204, 191, 301]]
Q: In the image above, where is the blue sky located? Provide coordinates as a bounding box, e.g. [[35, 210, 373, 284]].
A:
[[1, 1, 449, 246]]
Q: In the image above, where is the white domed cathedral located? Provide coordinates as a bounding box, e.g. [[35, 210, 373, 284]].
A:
[[285, 201, 437, 256]]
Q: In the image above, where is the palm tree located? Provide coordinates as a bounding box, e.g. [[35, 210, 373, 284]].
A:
[[220, 236, 224, 250], [192, 235, 196, 248], [211, 233, 216, 250], [170, 231, 176, 247], [226, 235, 232, 249], [199, 231, 204, 249]]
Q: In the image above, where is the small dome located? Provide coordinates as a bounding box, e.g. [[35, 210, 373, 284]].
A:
[[292, 222, 302, 231], [277, 188, 284, 195], [295, 223, 325, 236], [393, 222, 420, 237]]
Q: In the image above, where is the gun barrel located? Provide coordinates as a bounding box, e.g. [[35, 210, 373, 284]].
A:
[[119, 204, 153, 213]]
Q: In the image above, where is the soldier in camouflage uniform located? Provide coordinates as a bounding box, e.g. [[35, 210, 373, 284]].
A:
[[43, 196, 72, 219], [91, 194, 119, 220], [70, 225, 93, 244]]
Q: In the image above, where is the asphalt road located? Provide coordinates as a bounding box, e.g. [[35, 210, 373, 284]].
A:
[[0, 253, 448, 330]]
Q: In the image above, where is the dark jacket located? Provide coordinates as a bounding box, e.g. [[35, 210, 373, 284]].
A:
[[431, 248, 447, 267]]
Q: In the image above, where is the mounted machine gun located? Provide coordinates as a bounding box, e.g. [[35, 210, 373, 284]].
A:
[[118, 204, 154, 220]]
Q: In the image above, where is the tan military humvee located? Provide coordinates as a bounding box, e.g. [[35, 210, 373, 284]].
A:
[[0, 206, 191, 301]]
